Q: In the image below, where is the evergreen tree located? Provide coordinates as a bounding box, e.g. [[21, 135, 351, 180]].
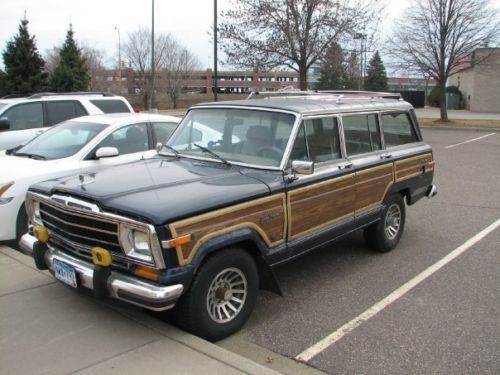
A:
[[50, 25, 90, 92], [2, 18, 48, 96], [316, 43, 348, 90], [364, 51, 388, 91]]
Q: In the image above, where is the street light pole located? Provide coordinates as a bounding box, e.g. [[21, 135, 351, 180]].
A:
[[114, 27, 121, 93], [150, 0, 155, 110], [213, 0, 218, 101]]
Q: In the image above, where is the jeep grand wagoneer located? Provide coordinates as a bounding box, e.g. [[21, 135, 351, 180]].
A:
[[21, 91, 436, 341]]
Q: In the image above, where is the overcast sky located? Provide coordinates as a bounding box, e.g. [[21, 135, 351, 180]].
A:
[[1, 0, 499, 70]]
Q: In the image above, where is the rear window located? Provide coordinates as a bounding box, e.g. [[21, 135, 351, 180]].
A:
[[90, 99, 131, 113]]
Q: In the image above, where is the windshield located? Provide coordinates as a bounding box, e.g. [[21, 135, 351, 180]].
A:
[[0, 103, 7, 111], [15, 121, 107, 160], [167, 108, 296, 168]]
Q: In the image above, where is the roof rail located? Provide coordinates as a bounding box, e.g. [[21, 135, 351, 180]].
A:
[[246, 89, 402, 101], [28, 92, 115, 99]]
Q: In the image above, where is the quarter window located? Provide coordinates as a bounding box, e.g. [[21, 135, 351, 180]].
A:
[[382, 112, 419, 147], [342, 114, 380, 156], [90, 99, 131, 113]]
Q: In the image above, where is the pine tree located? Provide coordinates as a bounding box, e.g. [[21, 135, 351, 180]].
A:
[[364, 51, 388, 91], [316, 43, 349, 90], [2, 18, 48, 96], [50, 25, 90, 92]]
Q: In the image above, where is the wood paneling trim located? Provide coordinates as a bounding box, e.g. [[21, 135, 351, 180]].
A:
[[355, 164, 394, 213], [395, 153, 433, 182], [169, 194, 287, 266]]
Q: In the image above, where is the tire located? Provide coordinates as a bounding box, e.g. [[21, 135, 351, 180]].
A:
[[16, 204, 29, 243], [364, 194, 406, 252], [174, 247, 259, 341]]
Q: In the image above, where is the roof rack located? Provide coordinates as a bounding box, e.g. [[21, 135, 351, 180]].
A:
[[246, 89, 402, 101], [28, 92, 115, 99]]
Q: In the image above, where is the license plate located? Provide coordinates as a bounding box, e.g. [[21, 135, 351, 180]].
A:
[[53, 259, 77, 288]]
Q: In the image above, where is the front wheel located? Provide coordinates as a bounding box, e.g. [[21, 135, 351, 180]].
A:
[[174, 247, 258, 341], [364, 194, 406, 252]]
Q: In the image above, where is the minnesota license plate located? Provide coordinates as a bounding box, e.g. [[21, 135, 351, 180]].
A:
[[53, 259, 77, 288]]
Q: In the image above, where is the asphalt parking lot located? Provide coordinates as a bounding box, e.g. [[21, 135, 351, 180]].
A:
[[218, 127, 500, 374], [1, 127, 498, 374]]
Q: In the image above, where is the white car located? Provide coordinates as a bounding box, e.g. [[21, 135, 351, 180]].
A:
[[0, 113, 180, 243], [0, 92, 135, 151]]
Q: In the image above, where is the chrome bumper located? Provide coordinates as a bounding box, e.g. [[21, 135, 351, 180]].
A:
[[426, 184, 438, 199], [19, 233, 183, 311]]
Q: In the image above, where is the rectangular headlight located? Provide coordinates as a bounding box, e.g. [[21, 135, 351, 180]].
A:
[[119, 224, 153, 263]]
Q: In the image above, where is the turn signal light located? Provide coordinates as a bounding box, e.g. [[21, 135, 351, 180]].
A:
[[133, 265, 159, 281], [165, 234, 192, 248]]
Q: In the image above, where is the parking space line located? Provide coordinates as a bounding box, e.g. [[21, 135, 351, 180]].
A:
[[444, 133, 495, 149], [295, 218, 500, 363]]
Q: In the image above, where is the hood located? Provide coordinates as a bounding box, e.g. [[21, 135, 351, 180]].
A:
[[30, 157, 273, 225], [0, 155, 70, 185]]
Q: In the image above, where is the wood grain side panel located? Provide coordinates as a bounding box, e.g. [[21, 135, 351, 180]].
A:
[[169, 194, 286, 266], [288, 174, 355, 239], [395, 153, 433, 182], [355, 164, 394, 213]]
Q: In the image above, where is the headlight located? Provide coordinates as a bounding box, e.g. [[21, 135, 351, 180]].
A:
[[25, 196, 42, 225], [0, 182, 14, 205], [119, 224, 153, 263]]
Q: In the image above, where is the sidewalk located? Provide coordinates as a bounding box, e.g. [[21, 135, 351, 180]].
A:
[[415, 107, 500, 121], [0, 245, 280, 375]]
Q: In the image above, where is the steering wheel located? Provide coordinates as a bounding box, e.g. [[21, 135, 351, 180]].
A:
[[257, 146, 283, 160]]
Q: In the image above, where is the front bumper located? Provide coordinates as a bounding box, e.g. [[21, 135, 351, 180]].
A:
[[20, 233, 183, 311]]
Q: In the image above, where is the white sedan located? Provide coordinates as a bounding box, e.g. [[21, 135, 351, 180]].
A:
[[0, 113, 180, 244]]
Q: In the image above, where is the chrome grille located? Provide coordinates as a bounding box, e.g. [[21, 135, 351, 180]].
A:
[[39, 201, 128, 268]]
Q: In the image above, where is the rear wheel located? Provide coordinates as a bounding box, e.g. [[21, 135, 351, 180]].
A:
[[364, 194, 406, 252], [174, 247, 258, 341]]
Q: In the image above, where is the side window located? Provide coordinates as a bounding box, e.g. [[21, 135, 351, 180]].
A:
[[289, 117, 341, 164], [1, 102, 44, 130], [46, 101, 88, 126], [342, 114, 380, 156], [382, 112, 419, 147], [90, 99, 131, 113], [98, 123, 148, 155], [152, 121, 179, 143]]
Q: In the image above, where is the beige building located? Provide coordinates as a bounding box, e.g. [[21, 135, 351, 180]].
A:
[[449, 48, 500, 113]]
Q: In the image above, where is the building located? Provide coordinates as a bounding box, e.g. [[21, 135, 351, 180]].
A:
[[387, 77, 436, 95], [448, 48, 500, 113]]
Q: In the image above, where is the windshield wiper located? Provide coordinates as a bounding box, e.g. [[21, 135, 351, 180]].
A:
[[159, 144, 180, 158], [14, 152, 46, 160], [193, 144, 230, 165]]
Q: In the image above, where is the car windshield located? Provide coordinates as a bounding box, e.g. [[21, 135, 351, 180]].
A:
[[167, 108, 296, 168], [0, 103, 7, 111], [15, 121, 108, 160]]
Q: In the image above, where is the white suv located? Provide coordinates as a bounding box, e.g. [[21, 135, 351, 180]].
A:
[[0, 92, 134, 150]]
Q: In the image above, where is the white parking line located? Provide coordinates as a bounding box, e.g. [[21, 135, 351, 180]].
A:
[[295, 218, 500, 363], [444, 133, 495, 149]]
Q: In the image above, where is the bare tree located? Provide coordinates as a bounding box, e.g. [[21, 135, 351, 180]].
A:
[[123, 27, 172, 109], [219, 0, 381, 90], [161, 45, 201, 108], [387, 0, 500, 120]]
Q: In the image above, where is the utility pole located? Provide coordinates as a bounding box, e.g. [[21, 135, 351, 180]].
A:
[[150, 0, 155, 110], [213, 0, 218, 101]]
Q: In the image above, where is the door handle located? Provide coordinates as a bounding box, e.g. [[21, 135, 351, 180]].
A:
[[338, 162, 353, 170], [380, 153, 392, 160]]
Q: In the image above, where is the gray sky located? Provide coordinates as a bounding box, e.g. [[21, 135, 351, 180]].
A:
[[0, 0, 499, 70]]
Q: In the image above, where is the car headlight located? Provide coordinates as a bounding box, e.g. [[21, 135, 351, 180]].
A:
[[119, 224, 154, 263], [0, 182, 14, 205], [25, 196, 42, 225]]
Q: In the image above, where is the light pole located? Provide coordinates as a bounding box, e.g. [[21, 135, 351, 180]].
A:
[[114, 27, 121, 93], [150, 0, 155, 110], [213, 0, 218, 101]]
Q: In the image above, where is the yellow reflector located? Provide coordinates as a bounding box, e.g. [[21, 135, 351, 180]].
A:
[[133, 265, 160, 282], [91, 247, 112, 267], [33, 225, 49, 243], [165, 234, 192, 248]]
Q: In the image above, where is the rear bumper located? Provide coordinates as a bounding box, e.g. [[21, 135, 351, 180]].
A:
[[19, 233, 183, 311], [426, 184, 437, 198]]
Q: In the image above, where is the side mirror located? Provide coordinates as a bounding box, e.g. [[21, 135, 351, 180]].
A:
[[292, 160, 314, 175], [95, 146, 119, 159], [0, 118, 10, 130], [156, 142, 162, 152]]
